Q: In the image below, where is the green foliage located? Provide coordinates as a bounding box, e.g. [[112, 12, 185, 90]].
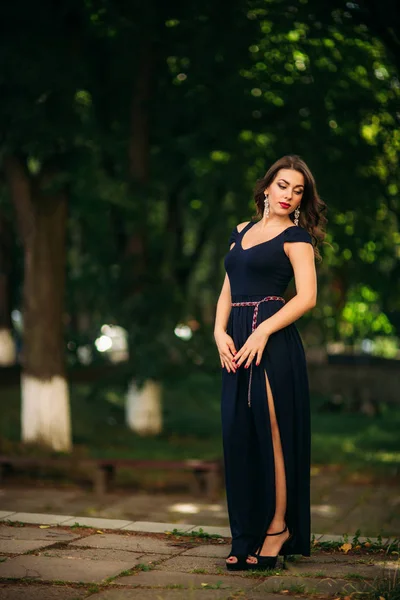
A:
[[1, 0, 400, 391]]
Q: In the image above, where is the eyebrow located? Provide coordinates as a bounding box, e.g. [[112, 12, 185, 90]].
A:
[[278, 178, 304, 189]]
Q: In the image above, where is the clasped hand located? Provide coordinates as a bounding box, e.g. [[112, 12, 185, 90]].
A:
[[233, 326, 270, 369], [215, 326, 270, 373]]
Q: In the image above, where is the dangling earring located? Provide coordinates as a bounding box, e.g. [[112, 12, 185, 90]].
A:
[[294, 205, 300, 226], [264, 194, 270, 219]]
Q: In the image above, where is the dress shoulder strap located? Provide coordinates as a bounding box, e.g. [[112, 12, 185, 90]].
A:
[[238, 220, 255, 238]]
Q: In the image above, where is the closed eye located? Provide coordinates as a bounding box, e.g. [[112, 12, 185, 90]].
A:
[[278, 183, 303, 195]]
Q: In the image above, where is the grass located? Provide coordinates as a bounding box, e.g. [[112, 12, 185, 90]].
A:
[[244, 566, 284, 577], [1, 372, 400, 477], [368, 568, 400, 600], [344, 573, 368, 580], [311, 531, 400, 555], [169, 528, 223, 540], [200, 581, 225, 589], [191, 568, 207, 574], [135, 563, 156, 572]]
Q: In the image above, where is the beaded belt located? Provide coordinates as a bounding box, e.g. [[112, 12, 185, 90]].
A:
[[231, 295, 285, 407]]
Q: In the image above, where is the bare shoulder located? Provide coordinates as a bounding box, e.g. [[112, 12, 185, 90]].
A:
[[236, 221, 251, 233]]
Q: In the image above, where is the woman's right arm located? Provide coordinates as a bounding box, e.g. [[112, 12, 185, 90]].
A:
[[214, 273, 237, 373]]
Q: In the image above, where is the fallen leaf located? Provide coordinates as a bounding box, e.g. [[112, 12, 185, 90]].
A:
[[340, 543, 352, 554], [39, 525, 50, 529], [96, 530, 104, 534], [355, 545, 361, 549], [280, 590, 289, 594], [201, 583, 209, 587]]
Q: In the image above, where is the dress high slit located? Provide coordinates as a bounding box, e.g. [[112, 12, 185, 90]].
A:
[[221, 220, 312, 557]]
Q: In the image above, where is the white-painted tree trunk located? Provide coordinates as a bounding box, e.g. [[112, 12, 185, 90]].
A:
[[21, 374, 72, 452], [0, 328, 16, 366], [126, 379, 162, 435]]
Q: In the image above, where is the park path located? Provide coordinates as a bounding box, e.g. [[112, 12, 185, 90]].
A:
[[0, 512, 398, 600], [0, 467, 399, 537]]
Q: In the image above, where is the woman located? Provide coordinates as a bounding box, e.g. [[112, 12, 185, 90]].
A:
[[214, 155, 326, 571]]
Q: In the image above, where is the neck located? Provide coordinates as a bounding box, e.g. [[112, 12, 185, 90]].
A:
[[260, 216, 293, 228]]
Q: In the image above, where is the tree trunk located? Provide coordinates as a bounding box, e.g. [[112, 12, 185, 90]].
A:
[[0, 214, 16, 365], [126, 379, 162, 436], [4, 156, 72, 452], [125, 42, 164, 435]]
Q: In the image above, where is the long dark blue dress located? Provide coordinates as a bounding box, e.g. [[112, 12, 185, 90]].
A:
[[221, 220, 313, 558]]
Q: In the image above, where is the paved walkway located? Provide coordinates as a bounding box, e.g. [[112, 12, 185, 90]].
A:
[[1, 467, 399, 537], [0, 512, 398, 600]]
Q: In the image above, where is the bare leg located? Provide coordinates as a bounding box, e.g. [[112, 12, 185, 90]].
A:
[[247, 370, 290, 563]]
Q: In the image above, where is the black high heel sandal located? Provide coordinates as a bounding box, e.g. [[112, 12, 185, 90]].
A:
[[246, 524, 293, 571], [225, 554, 249, 571]]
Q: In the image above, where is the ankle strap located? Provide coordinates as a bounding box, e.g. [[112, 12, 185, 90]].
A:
[[265, 525, 287, 536]]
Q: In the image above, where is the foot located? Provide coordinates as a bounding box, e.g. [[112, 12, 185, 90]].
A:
[[226, 556, 238, 565], [246, 523, 290, 565]]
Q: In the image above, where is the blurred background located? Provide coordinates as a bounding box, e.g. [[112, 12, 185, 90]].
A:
[[0, 1, 399, 536]]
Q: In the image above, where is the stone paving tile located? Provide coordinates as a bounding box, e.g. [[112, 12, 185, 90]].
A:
[[0, 512, 16, 520], [0, 526, 81, 542], [0, 525, 82, 555], [235, 594, 304, 600], [156, 555, 225, 575], [317, 534, 346, 543], [0, 585, 87, 600], [285, 560, 392, 578], [121, 522, 195, 534], [112, 570, 258, 590], [43, 548, 165, 565], [0, 540, 60, 555], [89, 589, 234, 599], [70, 534, 180, 555], [252, 575, 375, 595], [0, 555, 134, 583], [186, 526, 231, 538], [246, 591, 324, 600], [293, 553, 380, 564], [180, 545, 228, 558], [61, 517, 131, 530], [296, 552, 356, 564], [0, 514, 73, 526]]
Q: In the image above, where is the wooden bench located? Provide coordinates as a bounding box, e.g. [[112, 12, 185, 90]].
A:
[[0, 456, 223, 500]]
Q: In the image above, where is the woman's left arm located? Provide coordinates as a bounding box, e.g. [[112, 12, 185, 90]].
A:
[[260, 241, 317, 336], [233, 242, 317, 368]]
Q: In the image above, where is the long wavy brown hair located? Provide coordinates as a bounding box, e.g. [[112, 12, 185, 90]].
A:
[[253, 155, 327, 261]]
